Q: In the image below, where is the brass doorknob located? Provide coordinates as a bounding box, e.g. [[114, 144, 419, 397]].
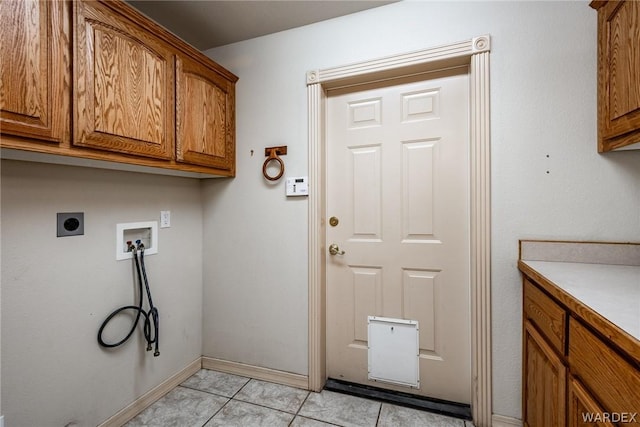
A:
[[329, 244, 345, 256]]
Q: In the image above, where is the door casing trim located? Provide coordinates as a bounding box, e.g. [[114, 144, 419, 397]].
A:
[[306, 35, 492, 426]]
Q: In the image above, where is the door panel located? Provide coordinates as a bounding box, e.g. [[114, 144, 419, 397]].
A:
[[326, 67, 470, 403], [351, 145, 382, 240]]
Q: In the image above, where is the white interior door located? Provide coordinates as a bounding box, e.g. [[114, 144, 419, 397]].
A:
[[326, 67, 471, 404]]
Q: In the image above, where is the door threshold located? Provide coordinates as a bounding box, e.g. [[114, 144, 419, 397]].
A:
[[324, 378, 472, 421]]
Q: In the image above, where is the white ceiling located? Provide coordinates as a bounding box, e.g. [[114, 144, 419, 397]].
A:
[[127, 0, 397, 51]]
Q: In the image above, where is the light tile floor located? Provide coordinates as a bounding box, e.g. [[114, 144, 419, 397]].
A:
[[125, 369, 474, 427]]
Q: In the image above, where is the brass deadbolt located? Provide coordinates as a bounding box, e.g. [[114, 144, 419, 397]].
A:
[[329, 216, 339, 227]]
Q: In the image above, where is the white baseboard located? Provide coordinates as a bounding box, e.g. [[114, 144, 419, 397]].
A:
[[492, 414, 522, 427], [201, 357, 309, 390], [98, 358, 202, 427]]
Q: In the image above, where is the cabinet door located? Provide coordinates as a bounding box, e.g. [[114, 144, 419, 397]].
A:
[[568, 376, 614, 427], [176, 55, 235, 173], [0, 0, 69, 144], [523, 321, 567, 427], [568, 318, 640, 422], [74, 0, 174, 159], [596, 1, 640, 151]]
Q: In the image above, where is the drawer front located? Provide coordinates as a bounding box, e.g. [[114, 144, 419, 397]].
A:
[[569, 318, 640, 423], [524, 279, 567, 354]]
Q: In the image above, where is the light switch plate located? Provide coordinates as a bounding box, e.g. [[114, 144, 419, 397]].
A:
[[285, 176, 308, 197], [160, 210, 171, 228]]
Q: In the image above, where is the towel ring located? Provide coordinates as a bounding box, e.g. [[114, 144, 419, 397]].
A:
[[263, 146, 287, 181]]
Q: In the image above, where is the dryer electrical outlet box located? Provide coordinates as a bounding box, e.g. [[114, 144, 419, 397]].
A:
[[116, 221, 158, 260], [285, 176, 308, 196], [57, 212, 84, 237]]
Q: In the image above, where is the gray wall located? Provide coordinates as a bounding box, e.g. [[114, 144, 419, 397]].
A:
[[2, 1, 640, 424], [201, 0, 640, 420], [1, 160, 203, 426]]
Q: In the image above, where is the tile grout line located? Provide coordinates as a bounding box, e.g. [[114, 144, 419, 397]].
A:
[[291, 389, 354, 427], [287, 389, 312, 426], [230, 396, 304, 418], [231, 377, 254, 399], [200, 397, 230, 427], [203, 376, 254, 426], [374, 401, 383, 427], [182, 371, 466, 427], [183, 374, 321, 426], [183, 375, 252, 427], [222, 378, 309, 424], [178, 381, 249, 401], [231, 378, 279, 410], [198, 378, 251, 427]]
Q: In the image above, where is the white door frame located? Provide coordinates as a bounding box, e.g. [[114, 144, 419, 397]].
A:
[[306, 35, 492, 426]]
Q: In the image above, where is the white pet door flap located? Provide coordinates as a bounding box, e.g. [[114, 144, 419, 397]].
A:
[[368, 316, 419, 388]]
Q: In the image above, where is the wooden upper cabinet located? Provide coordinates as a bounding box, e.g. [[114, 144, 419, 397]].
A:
[[176, 55, 236, 173], [0, 0, 70, 144], [2, 0, 236, 176], [591, 1, 640, 151], [73, 0, 175, 159]]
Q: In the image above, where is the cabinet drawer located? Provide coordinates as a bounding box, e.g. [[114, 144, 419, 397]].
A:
[[524, 279, 567, 354], [569, 318, 640, 422]]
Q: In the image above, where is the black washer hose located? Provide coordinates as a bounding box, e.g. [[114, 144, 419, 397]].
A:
[[97, 244, 160, 356]]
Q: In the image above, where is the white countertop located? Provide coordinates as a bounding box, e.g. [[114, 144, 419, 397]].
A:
[[522, 260, 640, 341]]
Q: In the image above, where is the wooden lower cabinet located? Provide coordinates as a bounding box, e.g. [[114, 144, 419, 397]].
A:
[[568, 376, 614, 427], [523, 321, 566, 427], [523, 274, 640, 427], [569, 318, 640, 425]]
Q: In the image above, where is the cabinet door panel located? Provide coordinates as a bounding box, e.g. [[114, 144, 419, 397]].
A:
[[74, 0, 174, 159], [93, 28, 165, 144], [176, 56, 235, 173], [568, 376, 614, 427], [569, 318, 640, 422], [607, 1, 640, 122], [597, 0, 640, 150], [0, 0, 69, 143], [523, 321, 566, 427]]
